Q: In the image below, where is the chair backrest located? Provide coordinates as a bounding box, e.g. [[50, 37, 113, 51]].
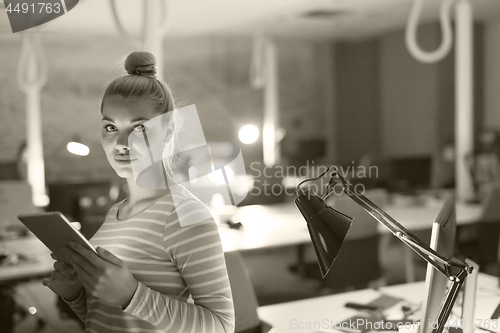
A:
[[224, 251, 262, 333], [326, 188, 388, 240], [0, 181, 35, 227]]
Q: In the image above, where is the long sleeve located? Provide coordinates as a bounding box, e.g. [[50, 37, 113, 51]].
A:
[[122, 203, 235, 333], [64, 289, 87, 323]]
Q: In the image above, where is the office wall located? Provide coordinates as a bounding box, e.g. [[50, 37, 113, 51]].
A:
[[484, 17, 500, 130], [331, 24, 445, 182], [278, 41, 328, 141], [332, 22, 484, 187], [379, 25, 441, 158], [380, 23, 484, 187], [334, 39, 381, 164], [331, 26, 445, 168]]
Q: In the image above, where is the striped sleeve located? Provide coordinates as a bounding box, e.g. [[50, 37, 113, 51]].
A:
[[64, 289, 87, 323], [123, 200, 235, 333]]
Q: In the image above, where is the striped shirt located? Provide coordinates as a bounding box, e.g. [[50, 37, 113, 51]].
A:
[[66, 191, 235, 333]]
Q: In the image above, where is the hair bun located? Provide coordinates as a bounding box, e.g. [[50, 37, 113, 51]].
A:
[[125, 51, 157, 78]]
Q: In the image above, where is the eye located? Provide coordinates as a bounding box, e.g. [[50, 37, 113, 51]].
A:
[[103, 124, 117, 132], [133, 124, 145, 132]]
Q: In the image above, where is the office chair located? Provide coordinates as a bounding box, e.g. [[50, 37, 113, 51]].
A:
[[457, 182, 500, 276], [289, 189, 387, 292], [0, 181, 46, 333], [224, 251, 274, 333], [320, 188, 387, 292]]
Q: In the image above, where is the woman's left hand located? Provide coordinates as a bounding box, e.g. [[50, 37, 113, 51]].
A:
[[62, 242, 138, 308]]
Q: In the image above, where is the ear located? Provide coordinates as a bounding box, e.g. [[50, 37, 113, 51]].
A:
[[97, 247, 123, 267]]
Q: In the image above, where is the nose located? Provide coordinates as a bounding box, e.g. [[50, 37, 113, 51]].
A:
[[115, 130, 130, 153]]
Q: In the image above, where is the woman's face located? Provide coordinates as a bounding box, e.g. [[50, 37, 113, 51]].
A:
[[101, 95, 159, 178], [480, 130, 496, 146]]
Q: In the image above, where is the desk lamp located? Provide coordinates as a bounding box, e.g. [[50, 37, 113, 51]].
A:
[[294, 166, 473, 333]]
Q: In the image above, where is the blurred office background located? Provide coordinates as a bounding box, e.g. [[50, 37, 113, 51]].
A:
[[1, 0, 500, 332]]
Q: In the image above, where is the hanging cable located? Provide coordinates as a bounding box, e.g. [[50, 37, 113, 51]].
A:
[[109, 0, 141, 45], [249, 32, 268, 89], [158, 0, 170, 35], [17, 31, 49, 207], [405, 0, 455, 63]]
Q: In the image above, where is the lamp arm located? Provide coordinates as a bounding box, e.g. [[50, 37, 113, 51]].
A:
[[324, 170, 473, 333]]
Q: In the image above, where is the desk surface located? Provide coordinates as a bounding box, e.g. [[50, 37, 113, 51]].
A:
[[258, 273, 500, 333], [219, 203, 311, 252], [0, 236, 52, 283], [0, 205, 308, 282], [220, 199, 484, 252], [384, 200, 483, 231]]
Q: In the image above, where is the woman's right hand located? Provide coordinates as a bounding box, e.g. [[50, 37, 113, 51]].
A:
[[42, 254, 83, 301]]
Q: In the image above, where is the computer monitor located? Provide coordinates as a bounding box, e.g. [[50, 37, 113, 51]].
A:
[[461, 258, 479, 333], [389, 155, 432, 192], [419, 195, 478, 333]]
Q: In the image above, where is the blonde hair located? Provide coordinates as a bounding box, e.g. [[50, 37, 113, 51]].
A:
[[101, 51, 180, 179], [101, 51, 175, 113]]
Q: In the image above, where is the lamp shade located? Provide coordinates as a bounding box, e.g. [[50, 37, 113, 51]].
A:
[[294, 190, 353, 278]]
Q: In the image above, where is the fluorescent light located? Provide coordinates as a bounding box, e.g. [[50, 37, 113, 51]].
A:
[[67, 142, 89, 156], [238, 125, 259, 144]]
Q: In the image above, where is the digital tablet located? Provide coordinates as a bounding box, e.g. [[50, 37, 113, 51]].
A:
[[17, 211, 97, 263]]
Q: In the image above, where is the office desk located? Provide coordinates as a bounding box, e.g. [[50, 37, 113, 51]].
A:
[[220, 199, 483, 241], [217, 203, 312, 277], [383, 200, 483, 232], [0, 203, 309, 283], [220, 200, 483, 281], [384, 200, 483, 282], [258, 273, 500, 333], [0, 200, 483, 283], [0, 204, 308, 283]]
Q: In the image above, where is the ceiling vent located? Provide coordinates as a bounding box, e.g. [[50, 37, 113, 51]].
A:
[[300, 9, 352, 19]]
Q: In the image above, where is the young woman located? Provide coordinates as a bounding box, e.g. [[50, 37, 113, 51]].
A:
[[42, 51, 235, 333]]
